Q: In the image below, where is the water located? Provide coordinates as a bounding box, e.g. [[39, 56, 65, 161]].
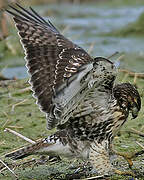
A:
[[2, 66, 27, 79], [2, 3, 144, 79]]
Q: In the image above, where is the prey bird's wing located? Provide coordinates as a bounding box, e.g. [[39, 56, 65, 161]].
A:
[[6, 4, 94, 129]]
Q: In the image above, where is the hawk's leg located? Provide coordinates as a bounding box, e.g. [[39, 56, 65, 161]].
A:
[[89, 141, 114, 175], [89, 141, 135, 177]]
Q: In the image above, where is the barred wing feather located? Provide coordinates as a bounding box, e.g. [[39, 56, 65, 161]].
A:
[[7, 4, 93, 129]]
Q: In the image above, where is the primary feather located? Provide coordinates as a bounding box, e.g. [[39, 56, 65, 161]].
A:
[[7, 4, 94, 129]]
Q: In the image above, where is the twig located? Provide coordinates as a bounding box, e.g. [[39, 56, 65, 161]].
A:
[[2, 112, 11, 128], [136, 141, 144, 149], [117, 54, 125, 61], [0, 159, 18, 179], [3, 111, 10, 119], [107, 51, 119, 59], [7, 126, 23, 129], [0, 159, 36, 173], [133, 73, 138, 84], [86, 175, 107, 180], [130, 128, 144, 137], [62, 25, 70, 35], [12, 87, 31, 95], [11, 99, 28, 112], [4, 128, 36, 144], [119, 69, 144, 79], [88, 41, 96, 54], [2, 119, 10, 129], [121, 72, 129, 82], [0, 141, 5, 146], [0, 167, 7, 173]]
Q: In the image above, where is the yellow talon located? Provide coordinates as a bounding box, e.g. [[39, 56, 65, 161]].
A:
[[112, 149, 144, 168], [114, 151, 134, 168], [114, 169, 135, 177]]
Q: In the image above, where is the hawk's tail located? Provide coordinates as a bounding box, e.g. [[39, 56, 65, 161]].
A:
[[5, 139, 50, 160], [5, 131, 72, 160]]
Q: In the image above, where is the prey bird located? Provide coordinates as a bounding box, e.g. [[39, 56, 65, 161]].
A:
[[5, 4, 141, 176]]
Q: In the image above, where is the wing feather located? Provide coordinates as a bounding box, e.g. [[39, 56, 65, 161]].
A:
[[6, 4, 93, 129]]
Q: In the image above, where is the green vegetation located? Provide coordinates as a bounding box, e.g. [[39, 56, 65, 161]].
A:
[[0, 72, 144, 179], [107, 12, 144, 37], [24, 0, 144, 6], [0, 28, 23, 69], [104, 0, 144, 6]]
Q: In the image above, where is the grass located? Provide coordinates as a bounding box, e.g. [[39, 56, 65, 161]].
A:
[[26, 0, 144, 6], [106, 12, 144, 37], [0, 71, 144, 179], [0, 28, 24, 69]]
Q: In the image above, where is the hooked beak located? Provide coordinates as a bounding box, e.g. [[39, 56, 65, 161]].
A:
[[131, 105, 139, 119]]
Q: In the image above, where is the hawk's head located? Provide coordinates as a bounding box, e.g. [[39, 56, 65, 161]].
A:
[[113, 83, 141, 119]]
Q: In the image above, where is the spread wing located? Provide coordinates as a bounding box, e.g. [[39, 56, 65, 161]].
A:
[[7, 4, 94, 129]]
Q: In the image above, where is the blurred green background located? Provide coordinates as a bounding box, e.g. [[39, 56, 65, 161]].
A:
[[0, 0, 144, 79]]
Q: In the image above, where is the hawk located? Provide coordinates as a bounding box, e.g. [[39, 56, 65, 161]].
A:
[[5, 4, 141, 176]]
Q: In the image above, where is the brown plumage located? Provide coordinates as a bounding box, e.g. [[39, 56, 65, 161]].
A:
[[5, 4, 141, 176]]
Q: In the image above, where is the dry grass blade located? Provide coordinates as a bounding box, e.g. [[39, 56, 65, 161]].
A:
[[0, 141, 5, 146], [13, 87, 31, 95], [86, 175, 108, 179], [130, 128, 144, 137], [0, 159, 18, 179], [7, 125, 23, 129], [107, 51, 119, 59], [2, 112, 11, 129], [11, 99, 28, 112], [133, 73, 138, 85], [0, 167, 7, 174], [2, 119, 10, 129], [4, 128, 36, 144], [119, 69, 144, 79], [62, 25, 71, 35], [88, 41, 96, 54], [136, 141, 144, 149], [117, 54, 125, 61]]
